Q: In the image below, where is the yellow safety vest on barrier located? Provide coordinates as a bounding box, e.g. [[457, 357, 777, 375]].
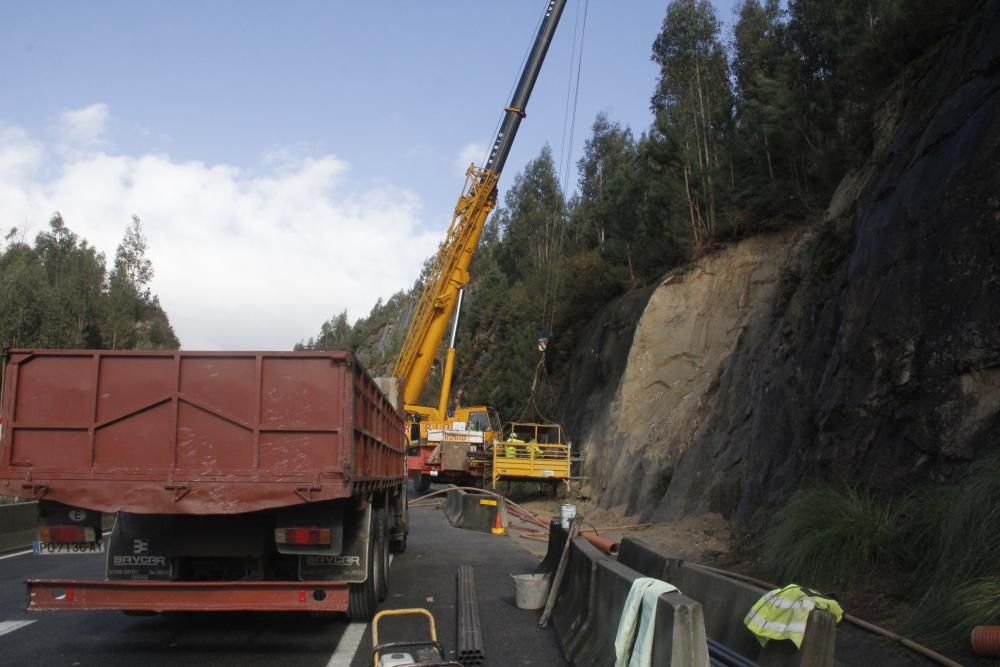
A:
[[743, 584, 843, 648]]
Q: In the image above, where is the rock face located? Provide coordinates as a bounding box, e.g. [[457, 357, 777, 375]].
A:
[[565, 0, 1000, 522], [575, 232, 803, 515]]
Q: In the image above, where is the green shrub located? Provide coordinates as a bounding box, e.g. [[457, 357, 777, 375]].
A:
[[906, 577, 1000, 650], [760, 465, 1000, 650], [902, 461, 1000, 646], [764, 486, 898, 590]]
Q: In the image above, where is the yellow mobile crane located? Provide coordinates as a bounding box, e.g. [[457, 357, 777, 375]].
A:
[[394, 0, 567, 492]]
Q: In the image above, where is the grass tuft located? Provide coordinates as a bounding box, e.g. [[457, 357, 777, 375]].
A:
[[759, 461, 1000, 650], [901, 461, 1000, 646], [906, 577, 1000, 650], [764, 486, 898, 591]]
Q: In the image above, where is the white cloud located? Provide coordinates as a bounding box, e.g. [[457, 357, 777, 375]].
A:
[[456, 142, 486, 176], [58, 103, 110, 152], [0, 109, 440, 350]]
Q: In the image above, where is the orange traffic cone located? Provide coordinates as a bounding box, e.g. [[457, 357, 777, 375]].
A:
[[491, 509, 505, 535]]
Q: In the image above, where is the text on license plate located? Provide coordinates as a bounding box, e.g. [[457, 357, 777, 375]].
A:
[[33, 541, 105, 555]]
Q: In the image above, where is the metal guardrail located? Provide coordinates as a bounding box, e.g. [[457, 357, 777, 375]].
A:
[[491, 443, 571, 488]]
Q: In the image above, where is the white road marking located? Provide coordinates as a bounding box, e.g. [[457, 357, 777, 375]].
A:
[[325, 622, 368, 667], [0, 620, 35, 637], [324, 553, 396, 666]]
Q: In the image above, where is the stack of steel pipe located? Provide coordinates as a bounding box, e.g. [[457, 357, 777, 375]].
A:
[[456, 565, 485, 666]]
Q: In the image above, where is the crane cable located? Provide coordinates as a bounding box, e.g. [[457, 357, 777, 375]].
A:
[[541, 0, 589, 338], [531, 0, 589, 418]]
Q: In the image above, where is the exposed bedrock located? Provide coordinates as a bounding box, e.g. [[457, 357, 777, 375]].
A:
[[563, 0, 1000, 522]]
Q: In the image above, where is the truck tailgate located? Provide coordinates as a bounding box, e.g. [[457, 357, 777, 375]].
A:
[[0, 350, 404, 514]]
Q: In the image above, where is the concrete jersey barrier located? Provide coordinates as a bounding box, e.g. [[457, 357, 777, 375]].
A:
[[544, 522, 710, 666], [619, 536, 836, 667], [441, 487, 503, 533]]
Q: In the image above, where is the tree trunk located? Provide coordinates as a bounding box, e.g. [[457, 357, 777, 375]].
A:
[[682, 163, 701, 250], [764, 133, 775, 181]]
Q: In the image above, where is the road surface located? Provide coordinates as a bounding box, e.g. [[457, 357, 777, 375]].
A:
[[0, 501, 565, 666]]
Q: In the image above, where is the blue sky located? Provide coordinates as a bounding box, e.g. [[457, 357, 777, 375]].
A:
[[1, 1, 738, 349]]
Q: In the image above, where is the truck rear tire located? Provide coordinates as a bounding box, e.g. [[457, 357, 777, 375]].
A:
[[374, 509, 389, 602], [389, 489, 408, 554], [347, 513, 377, 621]]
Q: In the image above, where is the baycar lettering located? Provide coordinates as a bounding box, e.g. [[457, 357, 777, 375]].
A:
[[305, 555, 361, 566], [113, 555, 168, 566]]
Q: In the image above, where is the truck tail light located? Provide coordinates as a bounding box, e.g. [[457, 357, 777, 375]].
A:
[[40, 526, 95, 543], [274, 527, 332, 546]]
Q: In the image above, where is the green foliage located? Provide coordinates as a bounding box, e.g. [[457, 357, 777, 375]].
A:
[[104, 216, 176, 350], [764, 486, 899, 590], [0, 214, 178, 351], [300, 0, 966, 429], [650, 0, 733, 249], [907, 578, 1000, 650], [763, 467, 1000, 650], [900, 462, 1000, 646]]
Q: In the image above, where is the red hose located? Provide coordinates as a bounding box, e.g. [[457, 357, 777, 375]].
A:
[[582, 532, 619, 556]]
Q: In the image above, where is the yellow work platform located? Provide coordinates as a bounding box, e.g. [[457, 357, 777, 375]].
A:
[[490, 422, 571, 489]]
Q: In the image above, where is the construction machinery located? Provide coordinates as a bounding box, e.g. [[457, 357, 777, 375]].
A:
[[391, 0, 568, 491], [371, 608, 462, 667]]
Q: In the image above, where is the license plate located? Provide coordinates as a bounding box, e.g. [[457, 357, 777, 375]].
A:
[[429, 470, 439, 476], [33, 541, 105, 555]]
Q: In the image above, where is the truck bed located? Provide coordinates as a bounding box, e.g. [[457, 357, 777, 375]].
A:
[[0, 349, 404, 514]]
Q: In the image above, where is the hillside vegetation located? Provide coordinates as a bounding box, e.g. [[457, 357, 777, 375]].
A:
[[302, 0, 975, 419], [0, 215, 178, 351]]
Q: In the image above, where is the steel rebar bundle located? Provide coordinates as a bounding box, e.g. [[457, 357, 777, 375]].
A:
[[456, 565, 485, 666]]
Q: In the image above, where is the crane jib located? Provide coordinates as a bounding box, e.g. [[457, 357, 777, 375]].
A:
[[393, 0, 568, 411], [486, 0, 568, 177]]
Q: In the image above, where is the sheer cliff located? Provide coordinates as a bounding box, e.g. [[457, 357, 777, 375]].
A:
[[565, 0, 1000, 522]]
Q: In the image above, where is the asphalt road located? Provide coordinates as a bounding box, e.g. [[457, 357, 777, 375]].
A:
[[0, 502, 565, 667]]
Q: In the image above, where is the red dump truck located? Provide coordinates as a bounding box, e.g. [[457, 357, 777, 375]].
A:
[[0, 349, 407, 619]]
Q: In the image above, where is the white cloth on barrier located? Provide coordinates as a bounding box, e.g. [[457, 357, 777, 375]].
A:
[[614, 576, 679, 667]]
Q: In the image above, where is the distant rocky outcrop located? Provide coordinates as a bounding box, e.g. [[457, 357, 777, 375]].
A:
[[565, 0, 1000, 522]]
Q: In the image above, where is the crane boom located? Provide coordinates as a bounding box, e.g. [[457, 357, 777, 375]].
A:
[[393, 0, 567, 409]]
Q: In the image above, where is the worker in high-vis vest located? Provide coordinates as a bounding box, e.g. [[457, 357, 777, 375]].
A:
[[527, 440, 543, 458], [743, 584, 843, 648], [504, 434, 524, 458]]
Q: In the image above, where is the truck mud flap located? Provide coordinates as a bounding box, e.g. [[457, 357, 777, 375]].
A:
[[298, 504, 370, 583], [26, 579, 349, 612]]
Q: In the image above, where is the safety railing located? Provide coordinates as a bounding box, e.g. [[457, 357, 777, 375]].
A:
[[491, 443, 571, 488]]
